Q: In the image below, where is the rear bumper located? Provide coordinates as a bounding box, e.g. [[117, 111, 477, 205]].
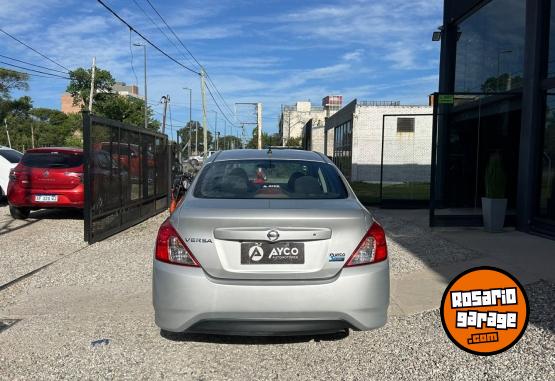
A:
[[7, 183, 84, 208], [153, 259, 390, 334]]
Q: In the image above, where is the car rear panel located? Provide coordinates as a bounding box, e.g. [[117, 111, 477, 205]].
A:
[[7, 149, 84, 208], [174, 198, 370, 280]]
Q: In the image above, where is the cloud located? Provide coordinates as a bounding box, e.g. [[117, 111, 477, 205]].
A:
[[342, 49, 364, 62]]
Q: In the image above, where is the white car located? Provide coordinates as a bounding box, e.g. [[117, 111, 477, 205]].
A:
[[0, 146, 23, 198]]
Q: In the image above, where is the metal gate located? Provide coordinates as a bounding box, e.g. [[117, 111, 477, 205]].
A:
[[83, 112, 170, 244]]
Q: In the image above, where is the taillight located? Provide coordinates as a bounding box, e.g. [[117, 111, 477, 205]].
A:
[[9, 170, 27, 183], [345, 222, 388, 267], [155, 219, 200, 267], [64, 172, 84, 183]]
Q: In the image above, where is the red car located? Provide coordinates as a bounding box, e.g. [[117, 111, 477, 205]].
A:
[[7, 147, 84, 219]]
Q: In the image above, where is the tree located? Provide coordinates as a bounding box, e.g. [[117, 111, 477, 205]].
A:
[[94, 94, 160, 130], [66, 67, 115, 108], [66, 67, 159, 131], [246, 128, 280, 148], [177, 120, 213, 154], [285, 136, 302, 147], [0, 68, 29, 100]]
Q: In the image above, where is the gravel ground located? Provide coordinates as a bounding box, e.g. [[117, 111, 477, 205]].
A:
[[371, 211, 480, 276], [0, 203, 86, 285], [1, 210, 554, 380]]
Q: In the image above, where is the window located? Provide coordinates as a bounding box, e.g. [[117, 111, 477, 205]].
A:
[[539, 95, 555, 223], [397, 118, 415, 133], [0, 149, 22, 163], [21, 151, 83, 168], [454, 0, 525, 93], [194, 159, 347, 199]]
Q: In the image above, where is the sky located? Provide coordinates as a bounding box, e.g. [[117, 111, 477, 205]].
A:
[[0, 0, 443, 140]]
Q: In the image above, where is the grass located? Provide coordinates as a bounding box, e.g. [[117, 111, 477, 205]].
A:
[[350, 181, 430, 205]]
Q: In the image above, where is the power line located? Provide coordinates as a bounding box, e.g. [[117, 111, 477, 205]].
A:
[[96, 0, 200, 76], [144, 0, 202, 69], [142, 0, 235, 121], [131, 0, 198, 70], [0, 54, 68, 75], [205, 83, 237, 128], [0, 28, 70, 72], [0, 61, 70, 79], [129, 29, 139, 87], [0, 67, 69, 81]]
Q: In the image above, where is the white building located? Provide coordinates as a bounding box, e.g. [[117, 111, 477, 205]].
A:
[[279, 96, 343, 145], [322, 100, 433, 183]]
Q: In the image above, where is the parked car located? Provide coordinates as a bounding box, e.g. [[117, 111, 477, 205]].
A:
[[153, 149, 389, 335], [0, 146, 23, 200], [7, 147, 130, 219], [7, 147, 84, 219]]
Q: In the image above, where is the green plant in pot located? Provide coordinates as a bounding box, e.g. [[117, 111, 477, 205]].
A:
[[482, 152, 507, 232]]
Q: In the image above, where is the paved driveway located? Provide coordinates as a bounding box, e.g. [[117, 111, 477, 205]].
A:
[[0, 209, 553, 380]]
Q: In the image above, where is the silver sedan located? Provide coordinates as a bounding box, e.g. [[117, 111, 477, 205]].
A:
[[153, 149, 389, 335]]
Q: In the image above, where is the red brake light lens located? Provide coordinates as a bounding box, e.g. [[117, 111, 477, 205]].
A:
[[345, 222, 388, 267], [155, 219, 200, 267]]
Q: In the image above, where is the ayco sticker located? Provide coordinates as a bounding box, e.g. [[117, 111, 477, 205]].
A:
[[440, 267, 529, 356]]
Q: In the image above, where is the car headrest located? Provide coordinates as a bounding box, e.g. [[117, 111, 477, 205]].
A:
[[294, 176, 322, 194]]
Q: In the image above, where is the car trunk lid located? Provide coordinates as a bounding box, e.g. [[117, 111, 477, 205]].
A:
[[174, 198, 370, 280]]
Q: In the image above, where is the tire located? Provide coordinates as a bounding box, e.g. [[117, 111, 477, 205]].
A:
[[10, 206, 31, 220]]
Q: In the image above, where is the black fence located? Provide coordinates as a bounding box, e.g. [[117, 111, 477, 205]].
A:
[[83, 112, 170, 244]]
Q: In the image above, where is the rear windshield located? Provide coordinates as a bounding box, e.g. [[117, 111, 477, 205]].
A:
[[194, 159, 348, 199], [0, 149, 22, 164], [21, 151, 83, 168]]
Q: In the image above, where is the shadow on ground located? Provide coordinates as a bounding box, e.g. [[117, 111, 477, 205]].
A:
[[160, 329, 349, 345], [372, 209, 555, 335], [0, 207, 82, 236]]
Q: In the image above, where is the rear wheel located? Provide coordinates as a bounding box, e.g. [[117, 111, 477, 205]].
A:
[[10, 206, 30, 220]]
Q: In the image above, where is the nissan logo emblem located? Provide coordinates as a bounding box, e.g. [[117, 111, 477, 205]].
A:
[[267, 230, 279, 242]]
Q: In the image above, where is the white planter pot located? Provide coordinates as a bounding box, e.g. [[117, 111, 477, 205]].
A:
[[481, 197, 507, 233]]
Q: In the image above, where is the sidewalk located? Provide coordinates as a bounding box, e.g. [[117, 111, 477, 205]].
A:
[[371, 208, 555, 316]]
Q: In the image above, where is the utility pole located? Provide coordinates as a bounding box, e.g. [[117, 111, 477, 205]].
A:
[[30, 123, 35, 148], [200, 67, 208, 158], [183, 87, 192, 156], [223, 120, 227, 150], [4, 119, 11, 148], [88, 57, 96, 112], [216, 132, 220, 150], [257, 102, 262, 150], [133, 43, 148, 129], [161, 95, 169, 134], [212, 110, 218, 150]]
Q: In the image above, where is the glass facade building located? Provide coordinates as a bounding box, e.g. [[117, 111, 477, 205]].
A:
[[435, 0, 555, 237]]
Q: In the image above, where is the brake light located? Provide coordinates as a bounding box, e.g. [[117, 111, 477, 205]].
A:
[[155, 219, 200, 267], [9, 170, 27, 183], [345, 222, 388, 267], [64, 172, 84, 183]]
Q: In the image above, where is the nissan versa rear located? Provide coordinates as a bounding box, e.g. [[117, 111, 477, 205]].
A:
[[153, 149, 389, 335]]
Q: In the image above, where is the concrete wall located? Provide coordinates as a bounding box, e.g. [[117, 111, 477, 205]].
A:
[[351, 105, 433, 182], [311, 125, 325, 153]]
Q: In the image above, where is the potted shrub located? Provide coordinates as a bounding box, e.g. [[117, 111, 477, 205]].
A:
[[482, 152, 507, 232]]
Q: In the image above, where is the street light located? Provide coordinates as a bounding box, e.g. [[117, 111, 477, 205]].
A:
[[183, 87, 193, 156], [497, 50, 513, 91], [133, 43, 148, 130], [210, 110, 218, 150]]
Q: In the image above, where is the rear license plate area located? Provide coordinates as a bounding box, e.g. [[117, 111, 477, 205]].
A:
[[35, 195, 58, 202], [241, 242, 304, 264]]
